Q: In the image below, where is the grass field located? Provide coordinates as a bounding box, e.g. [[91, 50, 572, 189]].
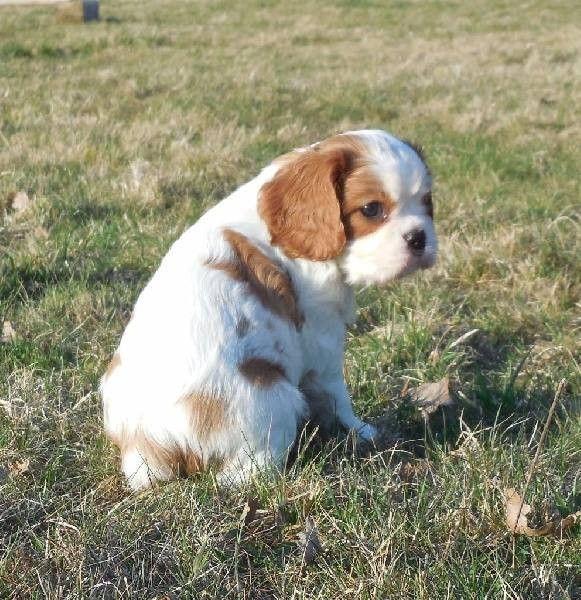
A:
[[1, 0, 580, 597]]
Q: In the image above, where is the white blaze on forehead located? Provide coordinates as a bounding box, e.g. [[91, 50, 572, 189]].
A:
[[338, 129, 437, 286], [346, 130, 431, 200]]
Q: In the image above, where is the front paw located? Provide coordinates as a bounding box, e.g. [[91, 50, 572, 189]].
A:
[[357, 423, 377, 441]]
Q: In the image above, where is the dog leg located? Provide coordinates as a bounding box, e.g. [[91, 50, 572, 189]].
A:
[[218, 380, 307, 484], [306, 375, 377, 441]]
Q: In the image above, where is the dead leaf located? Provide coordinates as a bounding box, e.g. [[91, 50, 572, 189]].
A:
[[410, 378, 454, 416], [33, 226, 49, 240], [428, 349, 440, 365], [240, 497, 259, 526], [11, 191, 32, 214], [0, 459, 30, 483], [557, 512, 581, 534], [2, 321, 16, 343], [297, 516, 323, 564], [10, 459, 30, 477], [504, 488, 581, 537], [400, 460, 429, 482]]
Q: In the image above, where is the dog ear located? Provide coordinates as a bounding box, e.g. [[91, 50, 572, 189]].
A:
[[258, 139, 361, 261]]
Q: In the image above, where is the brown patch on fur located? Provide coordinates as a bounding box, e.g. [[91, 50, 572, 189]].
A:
[[113, 393, 228, 482], [110, 393, 229, 482], [105, 352, 121, 379], [236, 315, 251, 337], [239, 357, 286, 387], [258, 134, 367, 261], [124, 430, 204, 478], [208, 229, 304, 328], [182, 392, 228, 442], [342, 164, 396, 240]]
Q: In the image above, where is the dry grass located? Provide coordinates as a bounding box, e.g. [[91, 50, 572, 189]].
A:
[[0, 0, 580, 598]]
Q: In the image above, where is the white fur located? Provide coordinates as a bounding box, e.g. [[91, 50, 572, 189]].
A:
[[100, 129, 437, 490]]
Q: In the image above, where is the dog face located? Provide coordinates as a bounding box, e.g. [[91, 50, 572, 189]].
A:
[[258, 129, 437, 285]]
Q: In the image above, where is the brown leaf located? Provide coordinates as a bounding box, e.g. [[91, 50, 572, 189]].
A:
[[10, 459, 30, 476], [2, 321, 16, 343], [557, 512, 581, 534], [400, 460, 429, 482], [504, 488, 581, 537], [33, 226, 49, 240], [11, 191, 32, 214], [297, 516, 323, 564], [428, 349, 440, 365], [0, 459, 30, 483], [240, 497, 259, 526], [410, 378, 454, 416]]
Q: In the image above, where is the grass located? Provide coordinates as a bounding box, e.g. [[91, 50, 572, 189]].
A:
[[0, 0, 579, 597]]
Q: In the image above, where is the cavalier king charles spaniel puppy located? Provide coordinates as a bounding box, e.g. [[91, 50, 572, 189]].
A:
[[101, 129, 437, 490]]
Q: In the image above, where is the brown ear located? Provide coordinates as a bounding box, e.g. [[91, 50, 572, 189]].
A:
[[258, 139, 360, 261]]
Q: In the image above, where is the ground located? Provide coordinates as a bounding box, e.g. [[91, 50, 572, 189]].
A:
[[0, 0, 579, 598]]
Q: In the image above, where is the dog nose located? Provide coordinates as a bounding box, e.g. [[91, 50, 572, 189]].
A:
[[403, 229, 426, 255]]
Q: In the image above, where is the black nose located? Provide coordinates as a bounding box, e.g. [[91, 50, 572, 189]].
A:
[[403, 229, 426, 255]]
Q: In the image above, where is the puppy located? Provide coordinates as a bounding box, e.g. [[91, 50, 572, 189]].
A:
[[101, 129, 437, 490]]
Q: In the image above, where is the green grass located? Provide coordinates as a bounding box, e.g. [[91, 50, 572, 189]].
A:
[[0, 0, 579, 597]]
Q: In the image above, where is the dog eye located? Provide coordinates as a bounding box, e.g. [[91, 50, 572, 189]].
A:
[[360, 202, 384, 219]]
